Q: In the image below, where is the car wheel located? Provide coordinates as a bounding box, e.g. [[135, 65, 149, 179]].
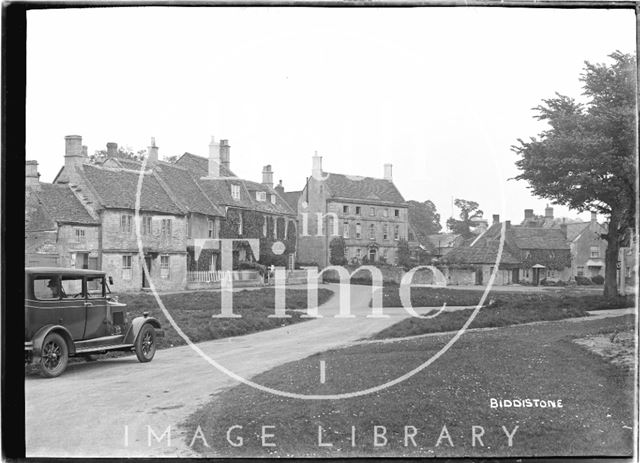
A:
[[39, 332, 69, 378], [135, 324, 156, 363]]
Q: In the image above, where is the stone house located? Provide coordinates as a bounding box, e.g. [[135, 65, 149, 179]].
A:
[[25, 160, 100, 268], [563, 212, 607, 279], [295, 153, 409, 267], [441, 217, 571, 285]]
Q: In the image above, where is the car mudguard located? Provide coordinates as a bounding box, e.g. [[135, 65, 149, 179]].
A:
[[29, 325, 75, 364], [123, 316, 162, 345]]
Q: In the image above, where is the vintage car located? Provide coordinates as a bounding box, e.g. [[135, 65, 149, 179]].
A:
[[25, 267, 163, 377]]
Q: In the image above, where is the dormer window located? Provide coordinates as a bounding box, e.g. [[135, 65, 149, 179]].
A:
[[270, 194, 276, 205], [231, 184, 241, 200], [256, 191, 266, 202]]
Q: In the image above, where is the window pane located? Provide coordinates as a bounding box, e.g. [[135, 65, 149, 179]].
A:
[[61, 277, 83, 297], [33, 277, 61, 300]]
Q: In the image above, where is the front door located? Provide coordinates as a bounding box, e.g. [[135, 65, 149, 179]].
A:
[[368, 248, 377, 262], [83, 275, 109, 339], [142, 256, 152, 289], [475, 268, 483, 285], [60, 275, 87, 340], [512, 269, 520, 284], [533, 268, 540, 286]]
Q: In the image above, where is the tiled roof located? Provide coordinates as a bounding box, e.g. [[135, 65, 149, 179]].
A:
[[511, 227, 569, 250], [427, 233, 462, 248], [282, 190, 302, 211], [442, 240, 521, 265], [79, 165, 184, 215], [153, 163, 224, 217], [25, 193, 55, 231], [175, 152, 237, 178], [31, 184, 98, 226], [564, 222, 589, 241], [243, 180, 296, 216], [197, 177, 254, 209], [323, 172, 406, 206]]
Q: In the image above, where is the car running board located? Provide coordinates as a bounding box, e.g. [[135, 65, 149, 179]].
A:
[[75, 343, 135, 354]]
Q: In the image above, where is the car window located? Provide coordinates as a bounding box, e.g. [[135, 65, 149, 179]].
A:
[[33, 277, 62, 300], [86, 276, 105, 298], [61, 277, 83, 298]]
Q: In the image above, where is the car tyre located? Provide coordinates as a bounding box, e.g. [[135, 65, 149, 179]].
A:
[[135, 324, 156, 363], [39, 332, 69, 378]]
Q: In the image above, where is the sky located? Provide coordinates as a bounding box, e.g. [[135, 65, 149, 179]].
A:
[[26, 7, 636, 228]]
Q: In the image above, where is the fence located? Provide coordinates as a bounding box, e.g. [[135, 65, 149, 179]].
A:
[[186, 270, 262, 288]]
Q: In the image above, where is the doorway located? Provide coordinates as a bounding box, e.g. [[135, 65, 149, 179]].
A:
[[475, 268, 483, 285], [512, 269, 520, 284], [368, 248, 377, 262], [142, 256, 152, 289]]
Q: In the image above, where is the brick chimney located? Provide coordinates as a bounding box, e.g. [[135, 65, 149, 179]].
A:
[[312, 151, 323, 179], [208, 136, 220, 178], [275, 179, 284, 195], [545, 205, 554, 219], [147, 137, 159, 164], [524, 209, 534, 220], [492, 214, 500, 225], [262, 165, 274, 189], [106, 142, 118, 158], [26, 160, 40, 189], [384, 164, 393, 181], [220, 139, 230, 173]]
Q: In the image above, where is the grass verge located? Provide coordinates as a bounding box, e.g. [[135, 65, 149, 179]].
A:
[[182, 315, 634, 457], [117, 287, 334, 349]]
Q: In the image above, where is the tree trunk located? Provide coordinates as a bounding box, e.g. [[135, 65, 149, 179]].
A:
[[603, 223, 620, 298]]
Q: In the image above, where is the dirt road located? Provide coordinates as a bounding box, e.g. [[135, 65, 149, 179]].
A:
[[25, 284, 413, 457]]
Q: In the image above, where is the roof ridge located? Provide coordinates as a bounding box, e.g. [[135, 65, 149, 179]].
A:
[[151, 170, 188, 215]]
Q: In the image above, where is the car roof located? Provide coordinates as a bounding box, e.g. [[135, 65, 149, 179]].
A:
[[25, 267, 106, 277]]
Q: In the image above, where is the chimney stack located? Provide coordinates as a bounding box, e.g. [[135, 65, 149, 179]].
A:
[[82, 145, 88, 157], [147, 137, 159, 164], [492, 214, 500, 225], [208, 136, 221, 178], [220, 139, 230, 173], [262, 165, 274, 189], [524, 209, 534, 220], [106, 142, 118, 158], [26, 160, 40, 189], [312, 151, 323, 179], [591, 211, 597, 223], [275, 179, 284, 195], [545, 204, 554, 219], [63, 135, 85, 178], [505, 220, 511, 229], [384, 164, 393, 181], [560, 223, 568, 238]]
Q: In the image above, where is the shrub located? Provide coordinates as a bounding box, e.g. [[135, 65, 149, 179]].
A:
[[329, 237, 348, 266], [237, 261, 267, 276], [575, 275, 593, 285], [591, 275, 604, 285]]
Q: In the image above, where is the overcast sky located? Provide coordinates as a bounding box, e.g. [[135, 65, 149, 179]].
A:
[[26, 7, 635, 228]]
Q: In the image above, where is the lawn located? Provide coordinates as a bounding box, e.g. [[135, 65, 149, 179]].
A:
[[380, 286, 634, 311], [116, 287, 334, 349], [181, 314, 635, 457]]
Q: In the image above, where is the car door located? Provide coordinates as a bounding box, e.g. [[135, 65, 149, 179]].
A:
[[27, 274, 64, 340], [60, 275, 88, 340], [83, 275, 109, 339]]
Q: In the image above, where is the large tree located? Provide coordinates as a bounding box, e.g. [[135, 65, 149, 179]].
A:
[[512, 51, 636, 297], [407, 200, 442, 239], [446, 199, 483, 237]]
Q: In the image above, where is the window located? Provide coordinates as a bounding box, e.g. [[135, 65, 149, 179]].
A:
[[369, 223, 376, 240], [120, 214, 132, 233], [577, 266, 584, 277], [273, 216, 278, 239], [161, 219, 172, 237], [590, 246, 600, 258], [122, 255, 132, 280], [208, 219, 215, 238], [355, 206, 361, 215], [231, 184, 241, 200], [343, 205, 349, 214], [394, 209, 400, 217], [160, 255, 170, 279], [369, 207, 375, 217], [33, 276, 63, 300], [355, 223, 362, 239], [86, 276, 105, 297], [408, 231, 415, 241], [343, 222, 350, 239], [356, 248, 361, 258], [270, 194, 276, 205], [263, 215, 268, 237], [256, 191, 266, 202], [74, 228, 85, 242], [383, 208, 388, 218], [383, 223, 388, 240], [142, 216, 152, 235], [394, 224, 400, 240], [238, 212, 244, 235], [327, 216, 334, 237]]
